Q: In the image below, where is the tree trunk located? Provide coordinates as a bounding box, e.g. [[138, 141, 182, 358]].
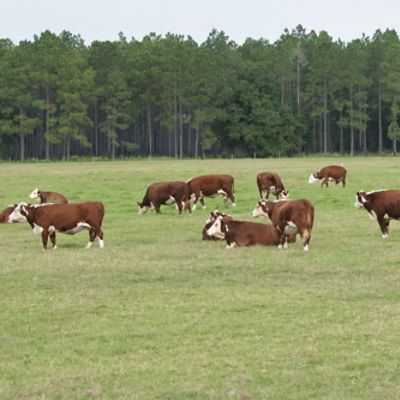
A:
[[350, 86, 354, 156], [323, 83, 328, 153], [45, 85, 50, 160], [174, 94, 177, 159], [147, 104, 152, 158], [179, 99, 183, 159], [378, 83, 383, 154]]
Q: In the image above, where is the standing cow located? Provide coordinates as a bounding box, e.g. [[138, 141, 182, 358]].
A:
[[308, 165, 347, 188], [29, 188, 68, 204], [186, 174, 235, 211], [355, 190, 400, 238], [8, 202, 105, 250], [251, 199, 314, 251], [257, 172, 288, 200], [137, 181, 190, 215]]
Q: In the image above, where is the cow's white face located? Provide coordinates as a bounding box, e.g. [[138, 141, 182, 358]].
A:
[[251, 202, 268, 218], [8, 203, 28, 223], [138, 205, 148, 215], [280, 190, 289, 200], [29, 188, 40, 200], [354, 192, 367, 209], [206, 216, 223, 237], [308, 174, 318, 184]]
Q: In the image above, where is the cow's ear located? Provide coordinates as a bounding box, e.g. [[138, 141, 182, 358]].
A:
[[20, 205, 27, 216]]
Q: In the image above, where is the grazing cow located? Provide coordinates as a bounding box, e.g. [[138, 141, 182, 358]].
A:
[[29, 188, 68, 204], [0, 205, 17, 223], [257, 172, 289, 200], [137, 181, 190, 215], [206, 215, 295, 248], [202, 210, 233, 240], [8, 202, 104, 250], [308, 165, 347, 188], [355, 190, 400, 238], [186, 174, 235, 211], [251, 199, 314, 251]]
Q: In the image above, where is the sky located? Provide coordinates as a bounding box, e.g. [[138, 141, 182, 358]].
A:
[[2, 0, 400, 45]]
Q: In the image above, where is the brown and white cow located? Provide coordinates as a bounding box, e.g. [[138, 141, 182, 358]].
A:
[[8, 202, 104, 250], [0, 205, 17, 223], [308, 165, 347, 188], [202, 210, 233, 240], [137, 181, 190, 215], [257, 172, 289, 200], [29, 188, 68, 204], [186, 174, 235, 211], [251, 199, 314, 251], [355, 190, 400, 238], [206, 215, 295, 248]]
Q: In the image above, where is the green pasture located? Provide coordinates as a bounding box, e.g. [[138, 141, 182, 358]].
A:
[[1, 157, 400, 399]]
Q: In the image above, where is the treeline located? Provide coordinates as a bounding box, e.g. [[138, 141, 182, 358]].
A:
[[1, 25, 400, 161]]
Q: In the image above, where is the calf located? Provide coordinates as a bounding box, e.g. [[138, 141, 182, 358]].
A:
[[251, 199, 314, 251], [257, 172, 288, 200], [29, 188, 68, 204], [355, 190, 400, 238], [186, 174, 235, 211], [137, 181, 190, 215], [202, 210, 233, 240], [308, 165, 347, 188], [206, 216, 295, 248], [0, 205, 17, 223], [8, 202, 104, 250]]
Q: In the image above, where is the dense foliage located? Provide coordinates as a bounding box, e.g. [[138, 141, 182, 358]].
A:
[[1, 26, 400, 161]]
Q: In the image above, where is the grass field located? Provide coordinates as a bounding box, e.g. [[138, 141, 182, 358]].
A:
[[1, 157, 400, 399]]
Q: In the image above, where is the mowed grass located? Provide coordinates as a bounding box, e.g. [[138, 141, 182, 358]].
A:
[[1, 157, 400, 399]]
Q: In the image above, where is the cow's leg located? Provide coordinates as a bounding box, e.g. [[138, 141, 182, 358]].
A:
[[265, 189, 270, 199], [301, 229, 311, 251], [191, 193, 200, 211], [342, 177, 346, 188], [321, 178, 329, 188], [200, 197, 206, 209], [49, 232, 57, 250], [41, 228, 49, 250], [277, 231, 285, 249], [86, 226, 104, 248], [226, 190, 236, 207], [177, 198, 183, 214], [154, 203, 162, 214], [283, 235, 289, 249], [378, 216, 390, 238]]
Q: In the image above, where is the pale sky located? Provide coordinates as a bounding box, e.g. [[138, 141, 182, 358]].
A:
[[2, 0, 400, 45]]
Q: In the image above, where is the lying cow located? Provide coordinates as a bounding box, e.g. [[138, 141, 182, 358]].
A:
[[0, 205, 17, 223], [251, 199, 314, 251], [8, 202, 104, 250], [308, 165, 347, 188], [257, 172, 289, 200], [186, 174, 235, 211], [137, 181, 190, 215], [206, 215, 295, 248], [355, 190, 400, 238], [29, 188, 68, 204], [202, 210, 233, 240]]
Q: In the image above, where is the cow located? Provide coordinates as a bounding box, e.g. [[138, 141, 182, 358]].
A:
[[355, 190, 400, 238], [186, 174, 235, 211], [137, 181, 190, 215], [202, 210, 233, 240], [0, 205, 17, 223], [206, 215, 295, 248], [251, 199, 314, 251], [8, 202, 104, 250], [308, 165, 347, 188], [29, 188, 68, 204], [256, 172, 289, 200]]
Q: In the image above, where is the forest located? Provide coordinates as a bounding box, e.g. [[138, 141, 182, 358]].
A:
[[1, 25, 400, 161]]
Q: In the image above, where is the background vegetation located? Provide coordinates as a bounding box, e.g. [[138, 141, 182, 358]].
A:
[[1, 157, 400, 399], [2, 26, 400, 161]]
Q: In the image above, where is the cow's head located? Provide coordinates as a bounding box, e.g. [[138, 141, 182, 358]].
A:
[[206, 215, 227, 239], [137, 201, 148, 215], [29, 188, 40, 201], [8, 203, 29, 223], [308, 174, 318, 184], [355, 191, 368, 209], [280, 190, 289, 200], [251, 200, 269, 218]]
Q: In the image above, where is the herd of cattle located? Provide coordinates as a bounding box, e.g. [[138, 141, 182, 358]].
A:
[[2, 164, 400, 251]]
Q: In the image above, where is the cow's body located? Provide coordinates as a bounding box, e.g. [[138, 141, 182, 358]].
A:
[[308, 165, 347, 188], [29, 188, 68, 204], [257, 172, 288, 200], [202, 210, 233, 240], [251, 199, 314, 251], [355, 190, 400, 237], [206, 216, 295, 248], [186, 174, 235, 211], [0, 205, 17, 223], [8, 202, 104, 250], [137, 181, 190, 215]]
